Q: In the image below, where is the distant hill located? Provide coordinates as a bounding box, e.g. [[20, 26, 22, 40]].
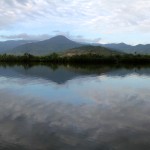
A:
[[1, 35, 150, 55], [102, 43, 150, 54], [0, 40, 36, 53], [133, 44, 150, 54], [9, 35, 83, 55], [62, 45, 122, 56]]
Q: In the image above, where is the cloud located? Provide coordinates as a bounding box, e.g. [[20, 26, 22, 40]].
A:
[[0, 33, 51, 40], [0, 0, 150, 43], [1, 0, 150, 31], [0, 32, 101, 43], [53, 31, 101, 43], [71, 35, 101, 43]]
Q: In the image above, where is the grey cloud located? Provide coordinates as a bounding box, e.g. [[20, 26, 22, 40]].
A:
[[0, 31, 101, 43], [53, 31, 101, 43], [0, 0, 150, 31], [4, 0, 30, 5], [0, 33, 51, 40], [16, 0, 29, 4], [4, 0, 15, 6], [0, 0, 150, 44], [73, 36, 101, 43]]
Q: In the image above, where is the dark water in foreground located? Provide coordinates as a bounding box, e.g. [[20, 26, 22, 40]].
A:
[[0, 64, 150, 150]]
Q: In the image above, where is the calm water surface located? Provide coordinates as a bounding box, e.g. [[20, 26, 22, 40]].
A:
[[0, 64, 150, 150]]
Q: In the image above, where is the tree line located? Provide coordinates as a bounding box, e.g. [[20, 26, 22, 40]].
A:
[[0, 53, 150, 64]]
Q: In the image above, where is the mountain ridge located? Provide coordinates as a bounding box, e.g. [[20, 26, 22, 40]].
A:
[[0, 35, 150, 55], [102, 43, 150, 54], [8, 35, 83, 55], [0, 40, 36, 53]]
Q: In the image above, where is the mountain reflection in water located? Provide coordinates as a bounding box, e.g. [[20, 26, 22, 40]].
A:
[[0, 64, 150, 150]]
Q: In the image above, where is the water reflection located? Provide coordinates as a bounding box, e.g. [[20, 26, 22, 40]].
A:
[[0, 64, 150, 150], [0, 64, 150, 84]]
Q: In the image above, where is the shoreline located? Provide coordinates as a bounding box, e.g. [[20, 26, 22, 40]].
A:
[[0, 53, 149, 64]]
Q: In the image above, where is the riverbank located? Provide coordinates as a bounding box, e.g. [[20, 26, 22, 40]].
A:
[[0, 53, 150, 64]]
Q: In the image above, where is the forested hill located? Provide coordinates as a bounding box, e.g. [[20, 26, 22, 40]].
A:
[[8, 35, 83, 55]]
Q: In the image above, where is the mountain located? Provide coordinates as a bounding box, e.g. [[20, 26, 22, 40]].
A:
[[2, 35, 150, 55], [133, 44, 150, 54], [0, 40, 36, 53], [62, 45, 122, 56], [9, 35, 83, 55], [102, 43, 132, 53], [102, 43, 150, 54]]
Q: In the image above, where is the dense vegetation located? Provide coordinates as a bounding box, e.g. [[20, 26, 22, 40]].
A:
[[0, 53, 150, 64], [62, 45, 122, 56]]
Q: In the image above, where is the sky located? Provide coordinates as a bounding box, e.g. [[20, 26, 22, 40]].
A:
[[0, 0, 150, 44]]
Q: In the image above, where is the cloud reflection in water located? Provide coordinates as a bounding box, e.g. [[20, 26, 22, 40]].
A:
[[0, 66, 150, 150]]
